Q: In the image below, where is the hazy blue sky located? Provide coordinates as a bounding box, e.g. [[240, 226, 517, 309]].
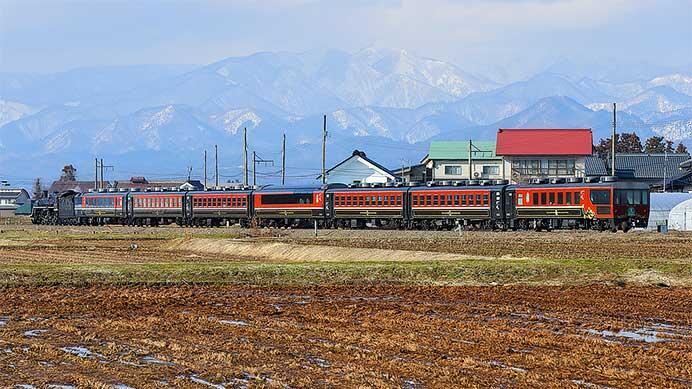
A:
[[1, 0, 690, 76]]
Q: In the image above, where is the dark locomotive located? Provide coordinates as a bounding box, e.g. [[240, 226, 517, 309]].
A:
[[31, 177, 650, 232]]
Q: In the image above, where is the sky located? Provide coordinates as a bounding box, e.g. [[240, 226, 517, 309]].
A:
[[0, 0, 691, 79]]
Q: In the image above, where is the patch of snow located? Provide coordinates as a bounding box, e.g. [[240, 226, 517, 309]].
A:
[[23, 329, 48, 338], [219, 319, 249, 326], [60, 346, 104, 359], [189, 375, 225, 389]]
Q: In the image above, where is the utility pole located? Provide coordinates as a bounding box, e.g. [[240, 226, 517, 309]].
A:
[[187, 166, 192, 181], [95, 158, 99, 191], [204, 149, 207, 189], [468, 140, 473, 180], [243, 128, 248, 187], [97, 159, 113, 189], [281, 133, 286, 185], [612, 102, 617, 176], [252, 151, 274, 187], [215, 144, 219, 188], [322, 115, 327, 184]]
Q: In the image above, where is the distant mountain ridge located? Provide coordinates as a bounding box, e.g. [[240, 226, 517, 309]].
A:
[[0, 48, 691, 183]]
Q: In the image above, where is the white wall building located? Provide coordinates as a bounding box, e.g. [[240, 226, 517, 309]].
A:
[[320, 150, 396, 185]]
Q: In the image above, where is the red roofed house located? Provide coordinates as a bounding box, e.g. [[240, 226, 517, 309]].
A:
[[496, 128, 593, 182]]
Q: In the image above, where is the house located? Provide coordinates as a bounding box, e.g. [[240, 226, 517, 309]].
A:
[[391, 163, 428, 183], [599, 153, 692, 192], [420, 140, 504, 181], [47, 180, 105, 195], [112, 177, 204, 191], [0, 182, 31, 217], [319, 150, 396, 185], [496, 128, 593, 182]]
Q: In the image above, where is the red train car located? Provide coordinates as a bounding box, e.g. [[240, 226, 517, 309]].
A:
[[509, 178, 649, 231], [253, 186, 325, 227]]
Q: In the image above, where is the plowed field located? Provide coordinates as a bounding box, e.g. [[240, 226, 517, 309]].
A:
[[1, 286, 690, 388], [0, 224, 690, 387]]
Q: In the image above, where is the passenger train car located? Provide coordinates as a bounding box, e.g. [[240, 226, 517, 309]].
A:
[[31, 177, 650, 232]]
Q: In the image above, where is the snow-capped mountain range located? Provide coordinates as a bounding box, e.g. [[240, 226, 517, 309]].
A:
[[1, 48, 691, 183]]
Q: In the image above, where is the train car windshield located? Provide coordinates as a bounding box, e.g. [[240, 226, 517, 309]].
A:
[[590, 189, 610, 204], [615, 189, 649, 205]]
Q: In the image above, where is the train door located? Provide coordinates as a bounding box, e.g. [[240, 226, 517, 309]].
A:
[[324, 191, 333, 220], [185, 194, 193, 220], [246, 192, 253, 219], [126, 194, 134, 220], [503, 188, 516, 225], [490, 189, 503, 221]]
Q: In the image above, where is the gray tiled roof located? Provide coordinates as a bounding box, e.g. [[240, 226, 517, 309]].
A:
[[584, 156, 608, 176], [609, 154, 691, 180]]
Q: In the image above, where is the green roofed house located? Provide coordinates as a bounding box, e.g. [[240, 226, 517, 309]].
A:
[[420, 140, 504, 181]]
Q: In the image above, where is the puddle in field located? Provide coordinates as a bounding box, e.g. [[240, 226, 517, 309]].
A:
[[585, 322, 692, 344], [571, 379, 617, 389], [189, 375, 225, 388], [219, 319, 249, 326], [48, 385, 76, 389], [403, 379, 421, 389], [61, 346, 104, 359], [586, 329, 664, 343], [15, 385, 37, 389], [489, 360, 528, 373], [142, 355, 175, 366], [111, 385, 136, 389], [307, 355, 331, 368], [0, 316, 9, 326], [23, 329, 48, 338]]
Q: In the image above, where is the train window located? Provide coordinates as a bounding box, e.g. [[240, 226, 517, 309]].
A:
[[378, 196, 383, 206], [454, 195, 459, 206], [590, 190, 610, 204], [483, 194, 488, 205], [433, 195, 439, 206], [557, 192, 563, 205], [641, 190, 649, 205], [447, 195, 452, 205], [540, 193, 546, 205], [468, 195, 474, 206], [261, 193, 313, 205], [549, 193, 555, 205], [390, 195, 395, 206], [426, 195, 431, 206], [371, 196, 377, 205], [566, 192, 572, 205], [413, 195, 419, 206], [517, 195, 523, 205], [533, 193, 538, 205], [397, 195, 402, 206], [574, 192, 581, 205], [383, 196, 389, 206], [476, 194, 481, 206], [461, 194, 466, 205]]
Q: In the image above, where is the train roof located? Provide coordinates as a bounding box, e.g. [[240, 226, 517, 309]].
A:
[[511, 179, 650, 190], [255, 185, 325, 193]]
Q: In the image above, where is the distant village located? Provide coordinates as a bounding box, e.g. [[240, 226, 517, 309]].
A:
[[2, 127, 692, 226]]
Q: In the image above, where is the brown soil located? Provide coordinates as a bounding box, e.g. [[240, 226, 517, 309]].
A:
[[1, 285, 690, 388]]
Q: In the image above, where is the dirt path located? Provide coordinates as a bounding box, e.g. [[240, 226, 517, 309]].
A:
[[0, 285, 690, 388]]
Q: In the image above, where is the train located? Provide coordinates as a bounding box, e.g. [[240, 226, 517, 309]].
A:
[[31, 177, 650, 232]]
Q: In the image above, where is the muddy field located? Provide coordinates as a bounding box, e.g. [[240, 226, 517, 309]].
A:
[[0, 224, 690, 387], [1, 285, 691, 388]]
